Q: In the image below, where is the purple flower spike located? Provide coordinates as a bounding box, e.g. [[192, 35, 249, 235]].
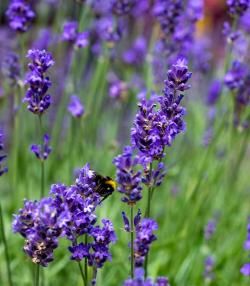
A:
[[24, 49, 54, 115], [241, 263, 250, 276], [68, 95, 85, 118], [6, 0, 35, 33], [13, 198, 70, 267], [113, 146, 143, 204], [30, 134, 52, 161], [166, 59, 192, 92], [134, 219, 158, 267], [89, 219, 116, 268]]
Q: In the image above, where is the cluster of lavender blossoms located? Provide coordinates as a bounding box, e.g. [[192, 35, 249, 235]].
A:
[[0, 132, 8, 177], [23, 49, 54, 115], [240, 218, 250, 276], [114, 59, 192, 204], [114, 59, 191, 283], [13, 164, 116, 269], [124, 268, 170, 286], [6, 0, 35, 33]]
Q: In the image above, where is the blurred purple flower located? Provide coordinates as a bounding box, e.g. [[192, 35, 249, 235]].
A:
[[227, 0, 250, 16], [108, 76, 128, 100], [96, 17, 123, 45], [30, 134, 52, 161], [2, 52, 20, 85], [6, 0, 35, 33], [62, 21, 78, 42], [153, 0, 183, 36], [241, 263, 250, 276], [75, 32, 89, 48], [123, 37, 147, 66], [204, 256, 215, 281], [204, 219, 217, 240], [224, 60, 247, 90], [112, 0, 135, 16], [68, 95, 85, 118], [206, 80, 222, 106], [124, 268, 170, 286], [243, 218, 250, 250]]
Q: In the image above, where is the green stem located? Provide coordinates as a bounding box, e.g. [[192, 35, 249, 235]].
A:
[[38, 116, 45, 198], [145, 163, 153, 218], [78, 262, 86, 286], [91, 267, 97, 286], [35, 264, 40, 286], [130, 205, 134, 279], [0, 204, 13, 286], [224, 16, 238, 73], [85, 234, 88, 286]]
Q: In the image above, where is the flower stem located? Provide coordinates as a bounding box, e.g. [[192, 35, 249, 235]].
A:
[[78, 262, 86, 286], [85, 234, 88, 286], [35, 264, 40, 286], [0, 204, 13, 286], [130, 205, 134, 278], [144, 162, 153, 278], [38, 116, 45, 198], [91, 267, 97, 285]]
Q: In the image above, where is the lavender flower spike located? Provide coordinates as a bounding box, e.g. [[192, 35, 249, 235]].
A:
[[23, 49, 54, 115], [134, 218, 158, 267], [113, 146, 143, 204], [12, 198, 69, 266]]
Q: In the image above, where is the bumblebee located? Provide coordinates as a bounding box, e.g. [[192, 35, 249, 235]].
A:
[[93, 173, 116, 202]]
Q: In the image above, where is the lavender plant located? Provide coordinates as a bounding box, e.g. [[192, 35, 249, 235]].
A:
[[0, 1, 249, 285]]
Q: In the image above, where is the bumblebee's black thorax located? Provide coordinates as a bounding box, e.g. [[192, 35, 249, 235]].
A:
[[94, 174, 116, 198]]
